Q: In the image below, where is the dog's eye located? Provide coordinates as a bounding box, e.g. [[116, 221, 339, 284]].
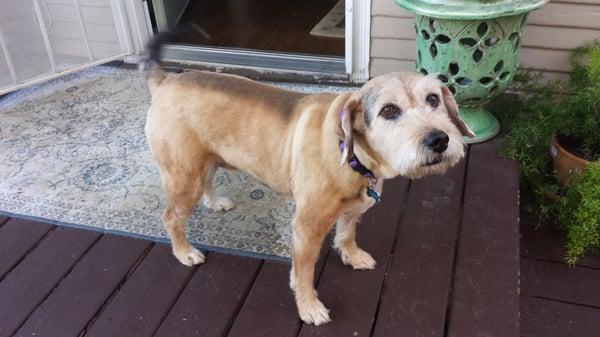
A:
[[379, 104, 402, 120], [426, 94, 440, 108]]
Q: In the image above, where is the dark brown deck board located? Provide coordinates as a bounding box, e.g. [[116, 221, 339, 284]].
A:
[[83, 243, 194, 337], [371, 160, 467, 337], [0, 215, 9, 226], [521, 296, 600, 337], [153, 253, 261, 337], [0, 218, 53, 279], [520, 209, 540, 225], [521, 222, 600, 269], [298, 177, 410, 337], [226, 261, 300, 337], [14, 234, 151, 337], [0, 227, 100, 337], [447, 142, 520, 337], [521, 257, 600, 308], [227, 239, 331, 337]]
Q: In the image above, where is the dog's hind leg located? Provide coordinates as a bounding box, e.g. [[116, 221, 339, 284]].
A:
[[202, 165, 234, 211], [160, 158, 214, 267], [333, 213, 376, 270]]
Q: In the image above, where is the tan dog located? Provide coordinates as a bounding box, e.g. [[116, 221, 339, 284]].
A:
[[141, 36, 474, 326]]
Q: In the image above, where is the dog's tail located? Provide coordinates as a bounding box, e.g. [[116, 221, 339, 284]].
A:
[[139, 31, 170, 94], [139, 26, 193, 94]]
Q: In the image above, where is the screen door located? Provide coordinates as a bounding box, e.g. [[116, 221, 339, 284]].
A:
[[0, 0, 132, 95]]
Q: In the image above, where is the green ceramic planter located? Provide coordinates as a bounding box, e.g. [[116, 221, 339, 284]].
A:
[[394, 0, 549, 143]]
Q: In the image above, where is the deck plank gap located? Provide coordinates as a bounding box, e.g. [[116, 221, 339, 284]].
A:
[[148, 253, 203, 337], [0, 225, 57, 282], [221, 260, 265, 337], [367, 180, 413, 337], [443, 146, 471, 337], [78, 242, 156, 337]]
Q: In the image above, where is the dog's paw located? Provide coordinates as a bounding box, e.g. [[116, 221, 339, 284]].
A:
[[341, 247, 377, 270], [298, 298, 331, 326], [174, 246, 206, 266], [204, 197, 234, 212]]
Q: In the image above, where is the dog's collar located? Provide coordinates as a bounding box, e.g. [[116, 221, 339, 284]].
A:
[[338, 140, 382, 204]]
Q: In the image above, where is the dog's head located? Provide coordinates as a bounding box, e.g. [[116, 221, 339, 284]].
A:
[[340, 72, 474, 179]]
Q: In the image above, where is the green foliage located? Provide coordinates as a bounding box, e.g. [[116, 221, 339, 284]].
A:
[[490, 40, 600, 263], [561, 39, 600, 160], [558, 86, 600, 160], [572, 39, 600, 85], [491, 70, 563, 217], [560, 162, 600, 265]]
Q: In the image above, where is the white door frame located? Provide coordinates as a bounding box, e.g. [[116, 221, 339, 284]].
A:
[[126, 0, 371, 82], [345, 0, 371, 83], [122, 0, 153, 62]]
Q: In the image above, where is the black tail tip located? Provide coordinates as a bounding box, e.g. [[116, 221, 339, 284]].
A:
[[142, 25, 199, 66]]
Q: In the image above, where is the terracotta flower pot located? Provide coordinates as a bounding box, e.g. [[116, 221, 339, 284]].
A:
[[550, 134, 591, 186]]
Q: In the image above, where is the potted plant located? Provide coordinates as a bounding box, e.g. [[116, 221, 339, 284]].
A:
[[491, 40, 600, 264], [550, 42, 600, 186]]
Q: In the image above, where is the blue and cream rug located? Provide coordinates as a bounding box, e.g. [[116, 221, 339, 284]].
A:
[[0, 66, 352, 260]]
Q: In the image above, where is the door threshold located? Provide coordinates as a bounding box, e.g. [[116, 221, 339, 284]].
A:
[[161, 44, 349, 83]]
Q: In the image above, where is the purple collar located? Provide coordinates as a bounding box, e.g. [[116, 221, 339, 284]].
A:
[[339, 140, 382, 203], [339, 140, 376, 179]]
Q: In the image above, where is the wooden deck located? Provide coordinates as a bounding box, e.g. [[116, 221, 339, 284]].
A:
[[521, 219, 600, 337], [2, 141, 583, 337]]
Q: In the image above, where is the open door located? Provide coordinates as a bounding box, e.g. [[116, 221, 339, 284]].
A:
[[143, 0, 369, 83], [152, 0, 188, 32], [0, 0, 133, 95]]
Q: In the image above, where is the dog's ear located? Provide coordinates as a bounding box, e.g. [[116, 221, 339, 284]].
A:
[[340, 97, 362, 165], [440, 86, 475, 138]]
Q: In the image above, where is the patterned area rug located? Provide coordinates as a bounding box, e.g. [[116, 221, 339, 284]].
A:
[[0, 66, 352, 260], [310, 0, 345, 38]]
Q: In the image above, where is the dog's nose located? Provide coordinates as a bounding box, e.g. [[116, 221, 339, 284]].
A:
[[424, 130, 449, 153]]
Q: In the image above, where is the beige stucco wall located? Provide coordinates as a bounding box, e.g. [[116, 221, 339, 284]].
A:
[[370, 0, 600, 81]]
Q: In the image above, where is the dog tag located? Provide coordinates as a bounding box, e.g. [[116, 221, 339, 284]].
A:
[[367, 186, 382, 204]]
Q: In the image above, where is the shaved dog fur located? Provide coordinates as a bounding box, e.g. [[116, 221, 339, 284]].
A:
[[141, 33, 474, 325]]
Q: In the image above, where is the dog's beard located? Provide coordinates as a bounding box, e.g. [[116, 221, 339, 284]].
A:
[[415, 155, 456, 178], [398, 141, 465, 179], [423, 153, 443, 167]]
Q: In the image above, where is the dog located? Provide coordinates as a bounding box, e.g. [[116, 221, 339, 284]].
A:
[[141, 33, 474, 326]]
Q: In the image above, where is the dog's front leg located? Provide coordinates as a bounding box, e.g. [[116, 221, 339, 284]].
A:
[[290, 208, 336, 326], [334, 213, 376, 270]]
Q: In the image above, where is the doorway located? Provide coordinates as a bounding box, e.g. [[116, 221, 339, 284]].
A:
[[148, 0, 368, 79], [175, 0, 345, 57]]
